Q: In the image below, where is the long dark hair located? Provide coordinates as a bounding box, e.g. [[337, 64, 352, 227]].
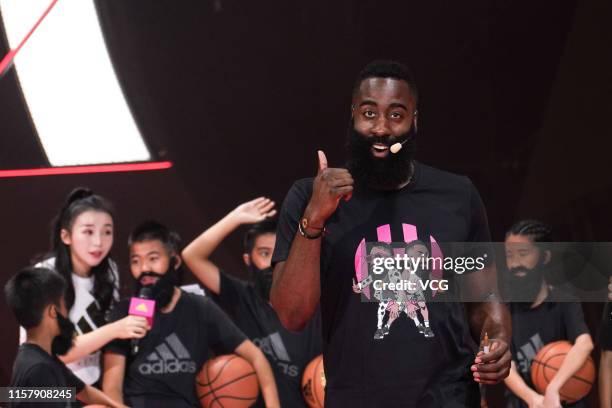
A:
[[51, 187, 116, 313]]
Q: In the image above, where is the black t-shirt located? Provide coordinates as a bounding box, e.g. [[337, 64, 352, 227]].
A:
[[601, 302, 612, 351], [105, 290, 246, 408], [212, 271, 322, 407], [505, 296, 589, 408], [272, 161, 491, 408], [10, 343, 85, 408]]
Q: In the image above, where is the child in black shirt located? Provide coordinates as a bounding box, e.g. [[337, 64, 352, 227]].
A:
[[5, 266, 125, 407], [182, 198, 322, 407], [503, 221, 593, 408]]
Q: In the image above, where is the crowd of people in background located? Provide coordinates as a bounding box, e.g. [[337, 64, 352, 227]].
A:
[[6, 189, 611, 408]]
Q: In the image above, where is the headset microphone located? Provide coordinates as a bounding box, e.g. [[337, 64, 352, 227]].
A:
[[390, 113, 418, 154], [390, 141, 407, 154]]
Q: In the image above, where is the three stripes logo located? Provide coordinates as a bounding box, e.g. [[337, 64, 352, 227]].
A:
[[76, 302, 106, 335], [253, 332, 299, 377], [253, 332, 290, 362], [138, 333, 197, 375], [517, 333, 545, 374]]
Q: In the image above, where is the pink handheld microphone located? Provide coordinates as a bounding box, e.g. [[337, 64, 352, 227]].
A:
[[128, 287, 156, 355]]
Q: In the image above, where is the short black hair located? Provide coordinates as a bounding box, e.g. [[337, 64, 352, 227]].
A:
[[243, 219, 277, 254], [4, 267, 67, 328], [353, 59, 418, 103], [128, 220, 182, 255]]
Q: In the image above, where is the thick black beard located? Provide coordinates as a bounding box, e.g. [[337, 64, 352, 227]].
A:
[[503, 263, 545, 307], [248, 264, 274, 301], [52, 311, 76, 356], [134, 267, 178, 310], [346, 123, 416, 191]]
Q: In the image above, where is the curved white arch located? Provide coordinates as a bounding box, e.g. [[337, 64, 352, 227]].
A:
[[0, 0, 150, 166]]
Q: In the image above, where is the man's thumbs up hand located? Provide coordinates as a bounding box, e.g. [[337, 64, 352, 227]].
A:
[[317, 150, 328, 174], [302, 151, 354, 231]]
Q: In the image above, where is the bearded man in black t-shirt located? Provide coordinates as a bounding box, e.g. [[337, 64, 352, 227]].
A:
[[502, 220, 594, 408], [102, 221, 280, 408], [269, 60, 512, 408], [182, 201, 322, 407]]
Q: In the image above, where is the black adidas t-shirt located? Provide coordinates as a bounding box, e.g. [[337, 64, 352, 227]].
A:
[[601, 302, 612, 351], [213, 271, 322, 407], [105, 290, 246, 408], [272, 161, 491, 408], [10, 343, 85, 407], [505, 296, 589, 408]]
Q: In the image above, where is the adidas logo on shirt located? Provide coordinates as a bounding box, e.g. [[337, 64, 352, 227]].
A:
[[138, 333, 196, 375], [253, 332, 299, 377], [517, 333, 545, 375]]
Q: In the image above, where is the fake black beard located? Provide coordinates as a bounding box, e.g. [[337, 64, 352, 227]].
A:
[[51, 312, 76, 356], [248, 264, 274, 301], [134, 267, 178, 310], [346, 123, 416, 191], [503, 263, 545, 307]]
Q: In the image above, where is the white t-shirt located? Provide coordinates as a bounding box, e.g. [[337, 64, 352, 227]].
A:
[[20, 257, 120, 384]]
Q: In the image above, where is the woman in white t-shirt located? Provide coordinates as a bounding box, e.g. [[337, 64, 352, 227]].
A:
[[20, 188, 149, 385]]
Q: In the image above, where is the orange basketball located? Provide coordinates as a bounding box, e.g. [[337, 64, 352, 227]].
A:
[[531, 340, 595, 403], [301, 354, 326, 408], [196, 354, 259, 408]]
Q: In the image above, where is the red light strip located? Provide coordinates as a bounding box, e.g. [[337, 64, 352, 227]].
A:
[[0, 161, 173, 178]]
